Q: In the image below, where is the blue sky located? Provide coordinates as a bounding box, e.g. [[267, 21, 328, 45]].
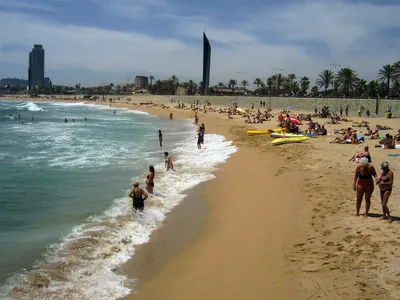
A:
[[0, 0, 400, 86]]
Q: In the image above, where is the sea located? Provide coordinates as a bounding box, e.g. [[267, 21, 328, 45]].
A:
[[0, 100, 237, 299]]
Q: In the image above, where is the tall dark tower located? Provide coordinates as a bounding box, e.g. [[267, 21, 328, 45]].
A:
[[202, 33, 211, 95], [28, 44, 45, 90]]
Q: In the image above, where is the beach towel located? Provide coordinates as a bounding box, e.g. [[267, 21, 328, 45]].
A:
[[388, 154, 400, 157]]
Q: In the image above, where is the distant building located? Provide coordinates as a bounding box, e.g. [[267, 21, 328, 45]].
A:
[[202, 33, 211, 95], [28, 45, 45, 90], [135, 76, 149, 90], [44, 77, 52, 87]]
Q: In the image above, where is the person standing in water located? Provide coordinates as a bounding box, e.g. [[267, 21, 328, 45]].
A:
[[199, 123, 205, 144], [158, 130, 163, 147], [169, 113, 173, 120], [129, 181, 148, 212], [146, 166, 155, 194], [377, 161, 394, 223], [353, 157, 377, 217], [164, 152, 175, 171], [197, 131, 203, 149]]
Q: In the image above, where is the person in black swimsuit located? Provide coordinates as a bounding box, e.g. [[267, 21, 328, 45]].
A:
[[377, 161, 394, 223], [199, 123, 205, 144], [197, 131, 203, 149], [128, 181, 148, 212], [146, 166, 155, 194], [158, 130, 163, 147], [353, 157, 377, 217]]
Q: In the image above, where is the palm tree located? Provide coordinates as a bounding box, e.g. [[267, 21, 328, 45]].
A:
[[253, 78, 263, 90], [316, 69, 335, 95], [228, 79, 237, 93], [378, 64, 395, 95], [300, 77, 310, 95], [266, 77, 273, 94], [149, 76, 154, 91], [336, 67, 358, 97], [241, 80, 248, 94], [287, 73, 296, 85], [217, 82, 224, 90], [187, 79, 197, 95], [170, 75, 179, 87], [367, 80, 380, 98], [356, 78, 368, 98], [275, 73, 285, 95], [394, 60, 400, 80]]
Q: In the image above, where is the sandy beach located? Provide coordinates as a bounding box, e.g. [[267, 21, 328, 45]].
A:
[[2, 95, 400, 299]]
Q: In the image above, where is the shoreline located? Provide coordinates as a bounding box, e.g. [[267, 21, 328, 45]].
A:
[[1, 97, 400, 299]]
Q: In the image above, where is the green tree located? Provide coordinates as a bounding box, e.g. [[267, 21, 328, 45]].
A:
[[378, 64, 395, 96], [336, 67, 358, 97], [311, 86, 319, 96], [266, 77, 273, 95], [356, 78, 368, 97], [149, 76, 154, 92], [187, 79, 197, 95], [316, 69, 335, 96], [228, 79, 237, 93], [241, 80, 248, 94], [300, 76, 310, 95], [367, 80, 380, 98], [394, 60, 400, 80], [253, 78, 263, 90]]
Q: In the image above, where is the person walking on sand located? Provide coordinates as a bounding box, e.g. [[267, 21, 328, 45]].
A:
[[146, 166, 155, 194], [377, 161, 394, 223], [164, 152, 175, 171], [158, 130, 163, 147], [345, 104, 349, 117], [129, 181, 148, 212], [353, 157, 377, 217]]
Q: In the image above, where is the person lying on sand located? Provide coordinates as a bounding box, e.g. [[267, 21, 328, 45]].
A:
[[376, 125, 392, 130], [349, 146, 371, 162], [353, 157, 377, 217]]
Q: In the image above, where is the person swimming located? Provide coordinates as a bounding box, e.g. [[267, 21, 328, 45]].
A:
[[128, 181, 148, 212], [164, 152, 175, 171], [353, 157, 377, 217], [377, 161, 394, 223], [146, 166, 155, 194]]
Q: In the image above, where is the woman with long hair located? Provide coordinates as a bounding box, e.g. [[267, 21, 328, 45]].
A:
[[146, 166, 155, 194]]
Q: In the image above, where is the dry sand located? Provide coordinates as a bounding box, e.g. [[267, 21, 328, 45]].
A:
[[2, 96, 400, 299]]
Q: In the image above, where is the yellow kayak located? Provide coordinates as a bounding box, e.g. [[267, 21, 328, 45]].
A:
[[270, 132, 306, 138], [247, 128, 286, 135], [271, 136, 309, 145]]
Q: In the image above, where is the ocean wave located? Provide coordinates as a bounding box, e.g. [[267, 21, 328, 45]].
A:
[[16, 102, 43, 112], [0, 133, 237, 300]]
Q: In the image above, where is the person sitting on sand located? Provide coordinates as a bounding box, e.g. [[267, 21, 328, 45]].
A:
[[164, 152, 175, 171], [377, 161, 394, 223], [380, 134, 395, 149], [129, 181, 148, 212], [394, 129, 400, 143], [146, 166, 155, 194], [349, 146, 371, 162], [353, 157, 377, 217], [364, 127, 372, 136], [351, 133, 359, 145], [320, 126, 327, 136]]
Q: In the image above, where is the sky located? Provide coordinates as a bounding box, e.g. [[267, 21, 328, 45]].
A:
[[1, 0, 400, 87]]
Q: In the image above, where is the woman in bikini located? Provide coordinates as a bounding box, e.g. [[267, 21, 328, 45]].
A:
[[377, 161, 394, 223], [353, 157, 377, 217], [129, 181, 148, 212], [164, 152, 175, 171], [146, 166, 155, 194]]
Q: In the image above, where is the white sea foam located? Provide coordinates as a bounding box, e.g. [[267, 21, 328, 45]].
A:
[[0, 132, 237, 300], [16, 102, 43, 112]]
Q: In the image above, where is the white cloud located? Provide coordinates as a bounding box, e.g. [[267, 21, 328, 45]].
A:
[[0, 0, 56, 12], [1, 0, 400, 85], [93, 0, 172, 18]]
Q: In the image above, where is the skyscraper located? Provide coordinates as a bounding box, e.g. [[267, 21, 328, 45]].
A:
[[28, 45, 45, 90], [202, 33, 211, 95]]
